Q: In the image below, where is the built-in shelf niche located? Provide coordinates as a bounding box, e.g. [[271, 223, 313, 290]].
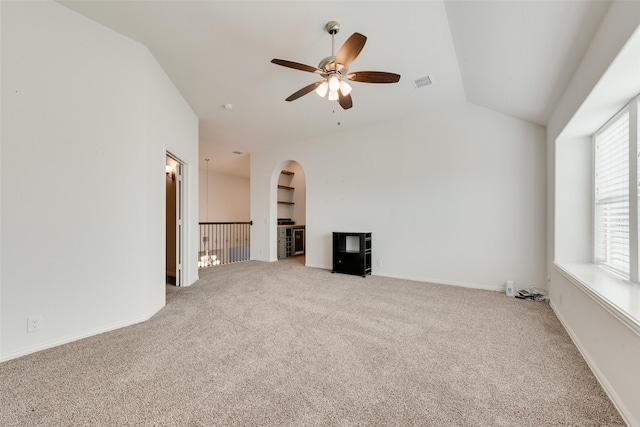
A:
[[278, 170, 295, 206]]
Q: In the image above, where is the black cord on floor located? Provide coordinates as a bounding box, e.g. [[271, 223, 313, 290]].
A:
[[515, 286, 548, 301]]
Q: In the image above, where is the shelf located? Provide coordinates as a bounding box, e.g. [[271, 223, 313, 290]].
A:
[[278, 185, 294, 190], [278, 201, 294, 205], [280, 170, 294, 175]]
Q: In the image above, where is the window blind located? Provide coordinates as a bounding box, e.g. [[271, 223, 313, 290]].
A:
[[595, 109, 630, 277]]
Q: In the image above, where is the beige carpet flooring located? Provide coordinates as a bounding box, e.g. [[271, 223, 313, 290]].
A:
[[0, 258, 625, 426]]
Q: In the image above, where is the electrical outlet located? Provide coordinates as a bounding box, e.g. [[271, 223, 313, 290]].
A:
[[377, 260, 381, 268], [27, 315, 43, 333], [559, 293, 563, 305]]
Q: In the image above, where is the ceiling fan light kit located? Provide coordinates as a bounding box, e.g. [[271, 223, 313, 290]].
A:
[[271, 21, 401, 110], [339, 80, 352, 96], [315, 81, 329, 97]]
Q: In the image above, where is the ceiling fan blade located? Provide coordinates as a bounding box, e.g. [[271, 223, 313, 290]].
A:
[[334, 32, 367, 68], [271, 59, 323, 74], [338, 91, 353, 110], [346, 71, 401, 84], [285, 81, 324, 102]]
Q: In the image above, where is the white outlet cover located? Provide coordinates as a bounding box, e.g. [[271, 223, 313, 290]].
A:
[[27, 315, 43, 332]]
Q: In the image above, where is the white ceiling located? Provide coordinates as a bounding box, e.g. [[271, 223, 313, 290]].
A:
[[58, 0, 612, 178], [446, 0, 611, 126]]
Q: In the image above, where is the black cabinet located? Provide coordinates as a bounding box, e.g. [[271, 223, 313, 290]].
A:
[[332, 232, 372, 277]]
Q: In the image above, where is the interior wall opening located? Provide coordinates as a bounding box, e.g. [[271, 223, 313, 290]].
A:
[[165, 154, 182, 286], [276, 161, 306, 263]]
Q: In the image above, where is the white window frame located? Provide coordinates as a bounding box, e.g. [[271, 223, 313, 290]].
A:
[[593, 97, 639, 282]]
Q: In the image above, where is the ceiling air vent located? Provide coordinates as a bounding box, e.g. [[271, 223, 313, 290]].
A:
[[412, 76, 432, 89]]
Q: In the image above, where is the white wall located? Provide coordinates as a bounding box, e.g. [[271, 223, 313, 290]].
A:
[[146, 52, 200, 291], [251, 101, 546, 292], [554, 137, 592, 263], [199, 170, 250, 222], [548, 1, 640, 424], [0, 1, 198, 361]]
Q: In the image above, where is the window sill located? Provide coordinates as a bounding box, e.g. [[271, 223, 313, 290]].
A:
[[553, 261, 640, 337]]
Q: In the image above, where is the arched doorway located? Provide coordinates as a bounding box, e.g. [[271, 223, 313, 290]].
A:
[[275, 161, 306, 263]]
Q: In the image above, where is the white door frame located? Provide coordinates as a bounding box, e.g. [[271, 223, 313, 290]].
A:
[[167, 151, 186, 286]]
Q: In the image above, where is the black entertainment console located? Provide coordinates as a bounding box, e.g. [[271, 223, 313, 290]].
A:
[[332, 232, 372, 277]]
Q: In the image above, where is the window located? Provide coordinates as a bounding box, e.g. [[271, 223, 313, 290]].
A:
[[594, 99, 638, 280], [594, 108, 630, 277]]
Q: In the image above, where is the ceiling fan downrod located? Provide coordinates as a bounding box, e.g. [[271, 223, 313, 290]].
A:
[[319, 21, 344, 75], [326, 21, 340, 57]]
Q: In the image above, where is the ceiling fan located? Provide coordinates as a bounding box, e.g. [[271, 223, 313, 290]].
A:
[[271, 21, 401, 110]]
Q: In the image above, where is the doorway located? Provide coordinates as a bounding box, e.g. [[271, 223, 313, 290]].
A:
[[276, 161, 306, 263], [166, 153, 184, 286]]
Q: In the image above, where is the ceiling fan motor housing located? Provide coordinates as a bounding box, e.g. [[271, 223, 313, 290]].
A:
[[318, 56, 348, 75]]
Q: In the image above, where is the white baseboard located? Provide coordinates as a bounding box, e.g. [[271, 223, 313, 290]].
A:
[[0, 314, 151, 363], [377, 271, 505, 292], [550, 302, 636, 427], [304, 264, 505, 293]]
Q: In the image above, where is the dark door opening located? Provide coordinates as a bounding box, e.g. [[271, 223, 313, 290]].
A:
[[166, 154, 183, 286]]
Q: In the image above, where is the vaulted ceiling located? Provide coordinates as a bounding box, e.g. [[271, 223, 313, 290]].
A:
[[58, 1, 612, 177]]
